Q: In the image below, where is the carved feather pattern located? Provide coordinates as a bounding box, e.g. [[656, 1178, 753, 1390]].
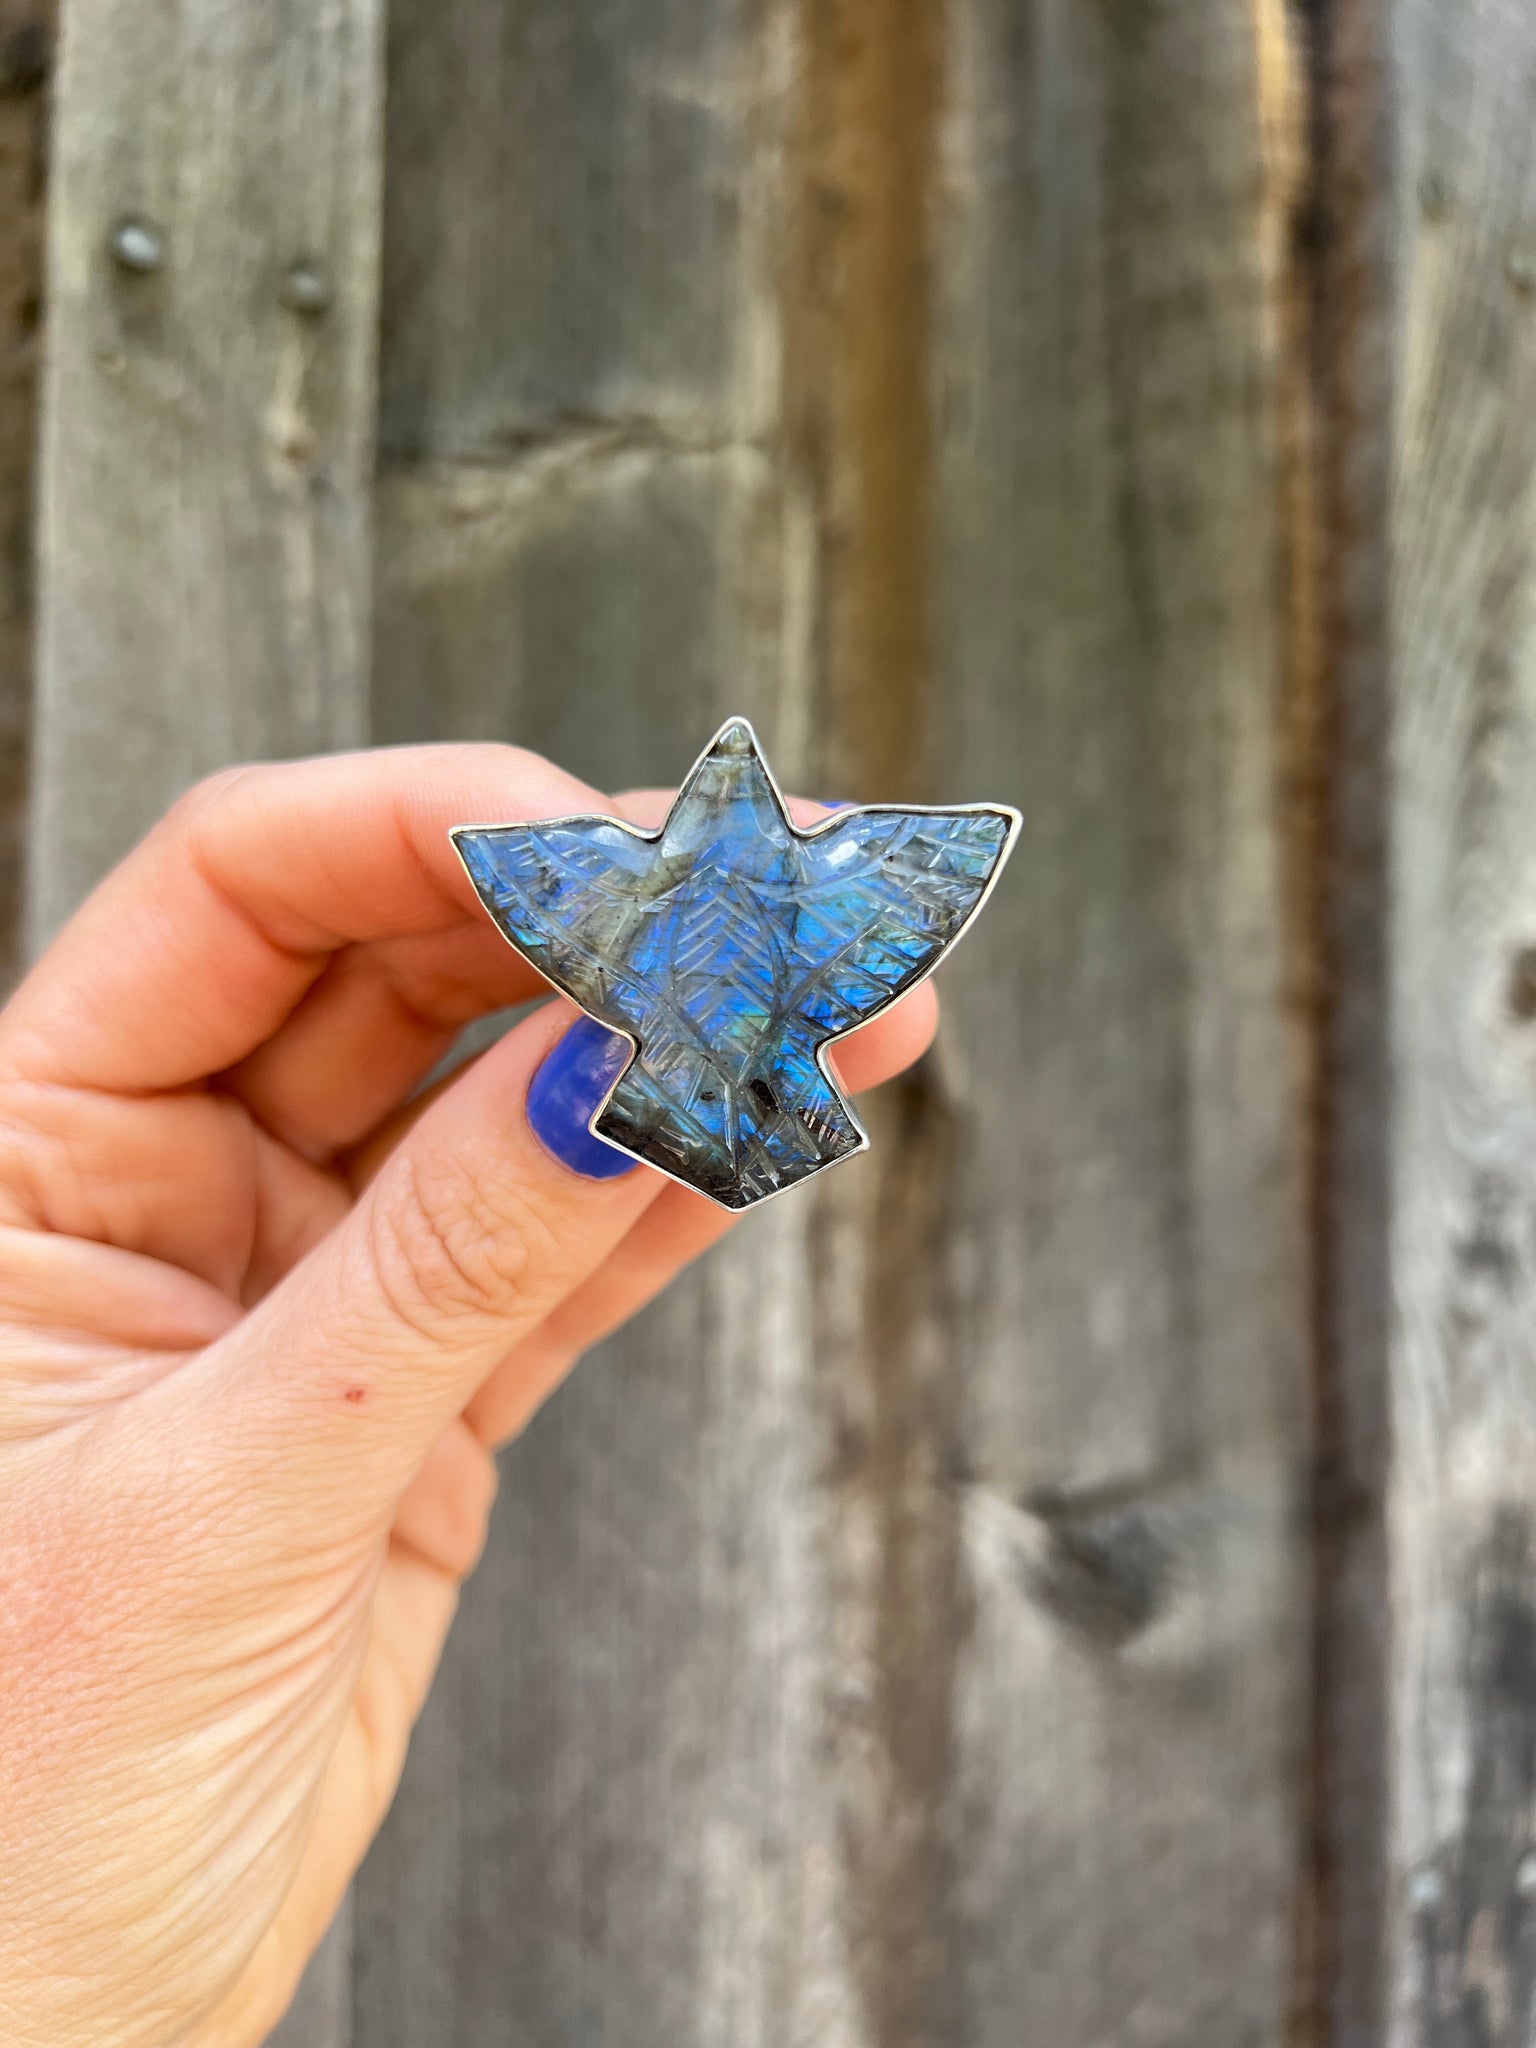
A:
[[454, 721, 1016, 1208]]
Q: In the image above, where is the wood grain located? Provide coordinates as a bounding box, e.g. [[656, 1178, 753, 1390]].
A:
[[0, 0, 51, 986], [915, 0, 1313, 2038], [30, 0, 385, 948], [1384, 2, 1536, 2039], [357, 4, 826, 2044]]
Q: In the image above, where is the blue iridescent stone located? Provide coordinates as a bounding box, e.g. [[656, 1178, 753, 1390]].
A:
[[452, 719, 1019, 1210]]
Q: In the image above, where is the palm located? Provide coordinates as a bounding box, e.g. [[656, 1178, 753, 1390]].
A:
[[0, 973, 501, 2044]]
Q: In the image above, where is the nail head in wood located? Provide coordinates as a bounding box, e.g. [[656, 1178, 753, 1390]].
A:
[[107, 217, 164, 275], [281, 259, 335, 317]]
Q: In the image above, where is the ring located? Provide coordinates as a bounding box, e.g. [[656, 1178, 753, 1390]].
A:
[[453, 718, 1020, 1209]]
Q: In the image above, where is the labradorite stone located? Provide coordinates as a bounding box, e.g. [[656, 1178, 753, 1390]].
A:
[[454, 720, 1016, 1209]]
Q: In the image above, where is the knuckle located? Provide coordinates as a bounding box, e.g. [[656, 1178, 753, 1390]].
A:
[[162, 762, 264, 835], [367, 1147, 568, 1332]]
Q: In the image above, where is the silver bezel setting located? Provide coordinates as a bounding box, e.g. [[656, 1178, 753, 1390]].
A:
[[450, 715, 1021, 1212]]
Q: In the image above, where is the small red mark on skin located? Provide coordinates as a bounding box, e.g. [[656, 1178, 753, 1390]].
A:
[[342, 1386, 367, 1406]]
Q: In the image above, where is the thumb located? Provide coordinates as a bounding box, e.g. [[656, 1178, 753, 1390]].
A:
[[217, 1001, 666, 1512]]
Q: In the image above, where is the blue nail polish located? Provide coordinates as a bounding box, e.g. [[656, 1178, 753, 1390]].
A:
[[526, 1016, 638, 1179]]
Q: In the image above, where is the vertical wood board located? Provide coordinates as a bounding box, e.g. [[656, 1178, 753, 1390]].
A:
[[377, 0, 772, 459], [357, 4, 826, 2045], [31, 0, 385, 947], [1385, 1, 1536, 2039], [0, 0, 51, 984], [922, 0, 1312, 2039]]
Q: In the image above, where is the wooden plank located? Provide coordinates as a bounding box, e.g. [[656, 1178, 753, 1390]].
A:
[[355, 6, 832, 2041], [361, 6, 1315, 2048], [31, 2, 386, 2041], [907, 1, 1313, 2039], [0, 0, 52, 986], [374, 0, 771, 464], [31, 0, 385, 948], [1379, 2, 1536, 2038]]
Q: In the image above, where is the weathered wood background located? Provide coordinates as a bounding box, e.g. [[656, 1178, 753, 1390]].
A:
[[11, 0, 1536, 2041]]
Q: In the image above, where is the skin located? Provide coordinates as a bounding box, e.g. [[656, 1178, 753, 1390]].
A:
[[0, 746, 936, 2048]]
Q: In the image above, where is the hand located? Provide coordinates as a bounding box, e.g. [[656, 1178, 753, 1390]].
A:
[[0, 748, 935, 2047]]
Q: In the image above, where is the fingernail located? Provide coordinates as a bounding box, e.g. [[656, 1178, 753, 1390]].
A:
[[526, 1016, 638, 1179]]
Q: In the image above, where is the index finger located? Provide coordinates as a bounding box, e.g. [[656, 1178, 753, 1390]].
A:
[[1, 745, 604, 1094]]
